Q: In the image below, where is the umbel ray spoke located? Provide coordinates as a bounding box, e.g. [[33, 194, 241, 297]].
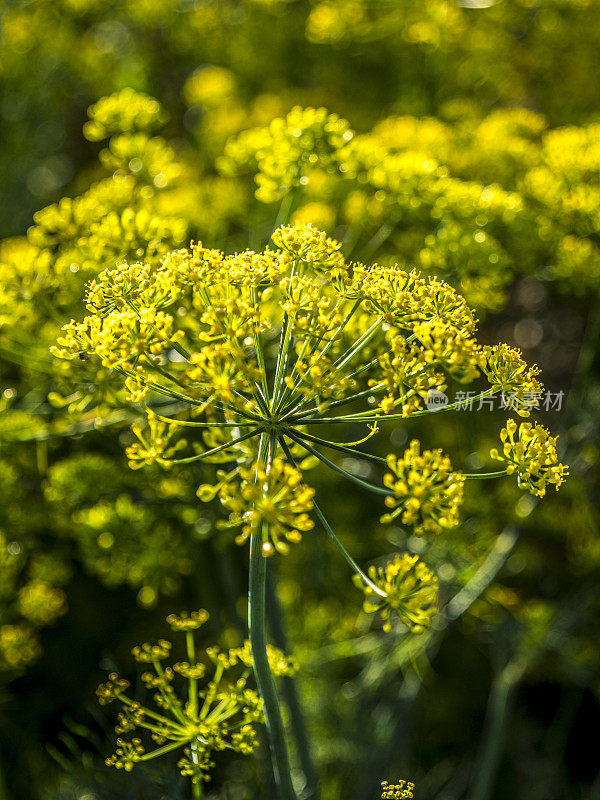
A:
[[291, 428, 386, 465], [277, 435, 385, 598], [161, 427, 265, 465], [283, 428, 391, 498]]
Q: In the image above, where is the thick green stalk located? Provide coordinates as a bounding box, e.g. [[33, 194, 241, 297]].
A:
[[191, 760, 204, 799], [249, 532, 297, 800], [248, 434, 296, 798], [266, 569, 320, 800]]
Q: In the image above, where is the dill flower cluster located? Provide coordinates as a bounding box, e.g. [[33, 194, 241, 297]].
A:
[[218, 101, 600, 313], [217, 458, 315, 555], [480, 344, 543, 416], [218, 106, 354, 202], [98, 609, 296, 784], [354, 555, 438, 634], [381, 779, 415, 799], [381, 441, 464, 536], [491, 419, 569, 498], [83, 88, 168, 141], [53, 222, 565, 632]]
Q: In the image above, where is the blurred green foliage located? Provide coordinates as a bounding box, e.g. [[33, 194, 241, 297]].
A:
[[1, 1, 599, 799]]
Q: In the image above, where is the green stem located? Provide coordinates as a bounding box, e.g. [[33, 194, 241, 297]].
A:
[[271, 260, 299, 410], [463, 470, 508, 480], [283, 318, 383, 421], [251, 286, 272, 402], [149, 411, 247, 428], [311, 499, 386, 598], [120, 695, 186, 733], [266, 568, 320, 800], [249, 533, 296, 800], [333, 319, 383, 372], [275, 188, 299, 228], [292, 429, 387, 465], [444, 526, 520, 622], [138, 738, 189, 761], [277, 298, 364, 416], [192, 777, 204, 799], [249, 436, 296, 800], [162, 426, 264, 465], [295, 388, 495, 425], [117, 366, 262, 421], [186, 631, 198, 717]]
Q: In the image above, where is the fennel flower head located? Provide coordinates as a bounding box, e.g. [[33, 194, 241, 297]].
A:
[[53, 222, 566, 628], [97, 609, 296, 783]]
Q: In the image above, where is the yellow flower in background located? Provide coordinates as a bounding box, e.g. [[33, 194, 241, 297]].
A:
[[98, 609, 295, 784]]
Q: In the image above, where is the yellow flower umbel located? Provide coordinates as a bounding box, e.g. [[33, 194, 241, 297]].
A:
[[381, 780, 415, 799], [355, 555, 438, 633], [98, 609, 296, 786], [218, 107, 355, 202], [491, 419, 569, 497], [480, 344, 543, 416], [54, 220, 564, 603], [218, 458, 315, 556], [382, 441, 464, 536]]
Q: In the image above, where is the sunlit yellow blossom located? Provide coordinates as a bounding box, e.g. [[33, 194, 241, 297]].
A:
[[381, 779, 415, 799], [0, 624, 42, 671], [291, 202, 336, 231], [272, 222, 345, 270], [491, 419, 568, 497], [183, 66, 237, 108], [217, 458, 315, 556], [355, 554, 438, 633], [83, 88, 168, 141], [480, 344, 543, 415], [167, 609, 210, 631], [17, 581, 67, 626], [382, 441, 464, 535], [219, 106, 355, 202], [54, 224, 561, 567], [127, 414, 186, 468]]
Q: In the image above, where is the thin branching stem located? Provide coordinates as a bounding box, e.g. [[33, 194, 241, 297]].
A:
[[284, 429, 391, 497], [291, 428, 387, 465], [278, 436, 385, 598], [294, 388, 496, 425], [277, 298, 364, 416], [160, 427, 264, 465], [250, 286, 271, 402]]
